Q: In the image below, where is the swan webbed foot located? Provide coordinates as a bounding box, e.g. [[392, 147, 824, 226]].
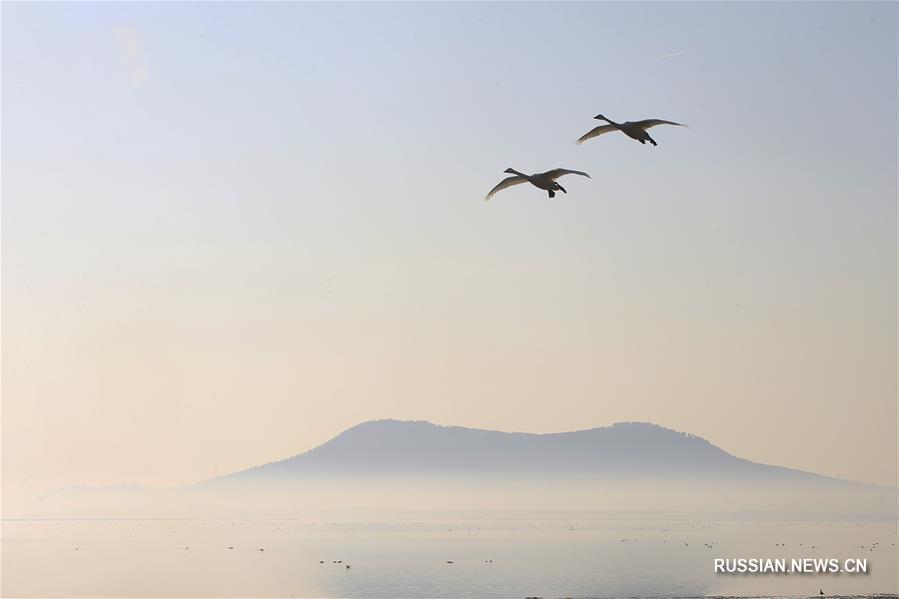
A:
[[557, 185, 567, 194], [548, 190, 555, 198]]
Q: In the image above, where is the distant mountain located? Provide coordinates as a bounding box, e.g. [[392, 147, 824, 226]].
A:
[[208, 420, 853, 486], [31, 420, 892, 521]]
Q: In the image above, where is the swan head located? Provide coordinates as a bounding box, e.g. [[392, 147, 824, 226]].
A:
[[594, 114, 608, 121], [503, 168, 517, 174]]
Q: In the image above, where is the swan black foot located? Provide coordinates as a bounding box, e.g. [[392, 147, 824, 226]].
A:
[[548, 190, 555, 198], [557, 184, 567, 194]]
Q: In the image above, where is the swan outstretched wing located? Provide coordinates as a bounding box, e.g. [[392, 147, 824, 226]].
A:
[[544, 168, 591, 181], [633, 119, 687, 129], [576, 124, 617, 145], [485, 175, 528, 201]]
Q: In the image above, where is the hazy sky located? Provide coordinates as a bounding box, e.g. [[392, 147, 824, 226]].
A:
[[2, 2, 896, 499]]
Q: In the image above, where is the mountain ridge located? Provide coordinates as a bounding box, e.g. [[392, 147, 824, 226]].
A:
[[208, 419, 857, 487]]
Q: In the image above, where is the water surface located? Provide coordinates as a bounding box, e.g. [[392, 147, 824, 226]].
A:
[[2, 518, 896, 597]]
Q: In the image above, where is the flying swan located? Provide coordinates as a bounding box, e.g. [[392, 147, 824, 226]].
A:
[[485, 168, 591, 201], [577, 114, 686, 146]]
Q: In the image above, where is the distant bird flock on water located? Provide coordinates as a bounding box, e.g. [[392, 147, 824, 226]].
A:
[[485, 112, 687, 200]]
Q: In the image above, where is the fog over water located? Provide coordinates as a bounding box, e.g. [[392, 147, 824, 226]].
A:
[[13, 421, 897, 522], [4, 421, 895, 597]]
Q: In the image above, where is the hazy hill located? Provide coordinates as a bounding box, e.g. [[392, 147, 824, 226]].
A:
[[29, 420, 895, 520], [211, 419, 847, 485]]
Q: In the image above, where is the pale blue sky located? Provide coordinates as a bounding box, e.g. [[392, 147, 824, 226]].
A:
[[2, 2, 896, 495]]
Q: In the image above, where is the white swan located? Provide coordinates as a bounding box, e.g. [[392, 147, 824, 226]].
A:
[[485, 168, 591, 201], [577, 114, 686, 146]]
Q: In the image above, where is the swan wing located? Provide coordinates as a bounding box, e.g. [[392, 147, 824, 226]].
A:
[[485, 175, 528, 201], [576, 124, 617, 145], [544, 168, 591, 181], [633, 119, 687, 129]]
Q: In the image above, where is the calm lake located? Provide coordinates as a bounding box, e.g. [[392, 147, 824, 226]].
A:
[[2, 518, 896, 598]]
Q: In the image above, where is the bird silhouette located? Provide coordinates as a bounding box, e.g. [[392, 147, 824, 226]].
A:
[[486, 168, 590, 200], [577, 114, 686, 146]]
